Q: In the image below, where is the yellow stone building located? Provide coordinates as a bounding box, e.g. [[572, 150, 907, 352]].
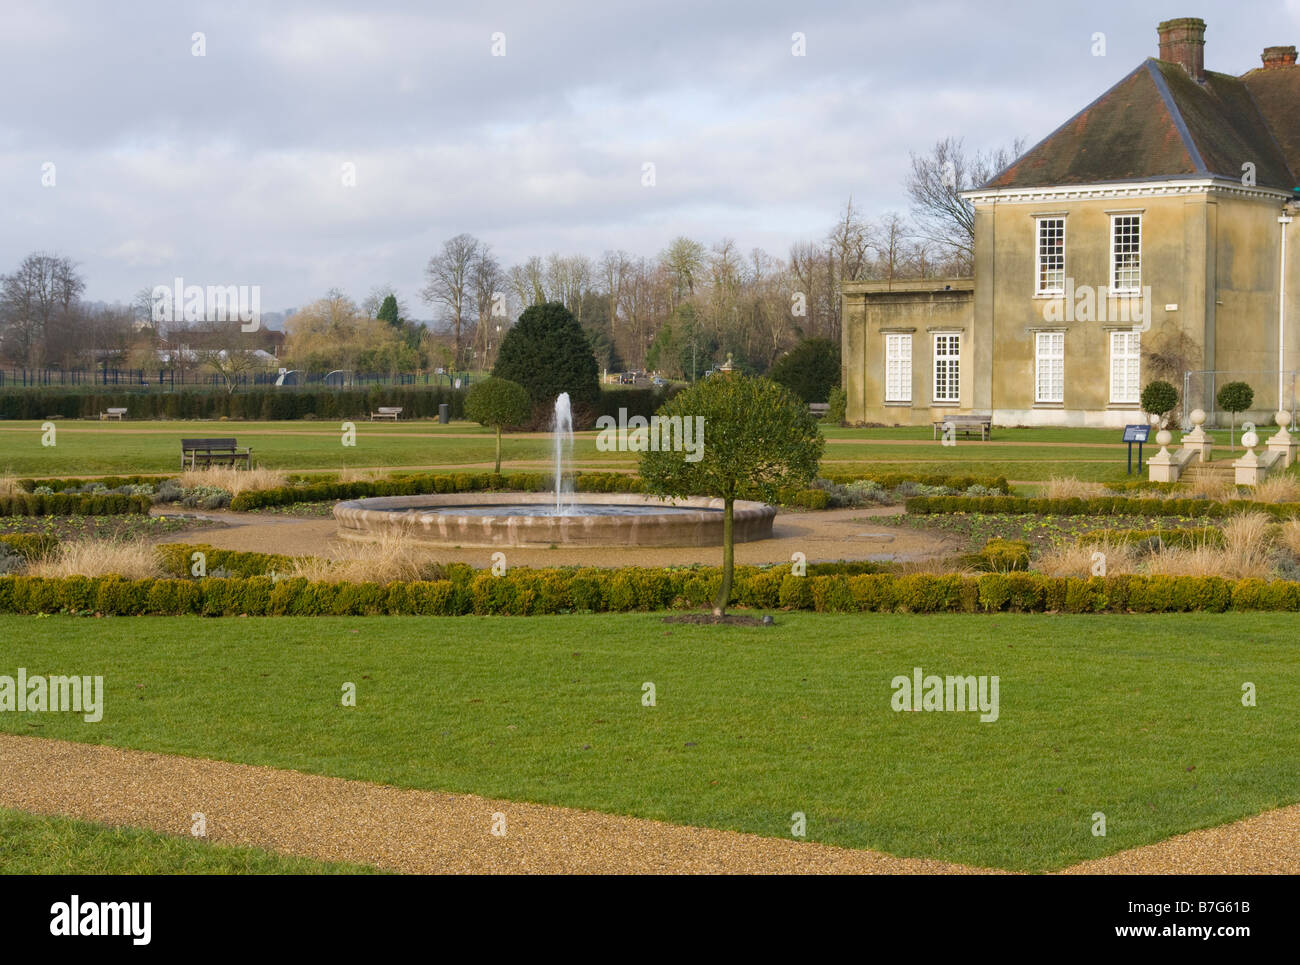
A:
[[843, 18, 1299, 428]]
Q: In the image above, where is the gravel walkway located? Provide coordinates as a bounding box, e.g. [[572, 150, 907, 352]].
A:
[[3, 734, 1295, 874], [0, 735, 990, 875]]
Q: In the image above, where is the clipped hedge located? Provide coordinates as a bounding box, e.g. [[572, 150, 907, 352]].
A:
[[0, 493, 151, 516], [2, 568, 1299, 616], [156, 543, 301, 578], [0, 385, 673, 423], [903, 494, 1300, 518]]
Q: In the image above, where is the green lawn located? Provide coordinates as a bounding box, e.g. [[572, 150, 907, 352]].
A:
[[2, 612, 1295, 872], [0, 806, 380, 874], [0, 419, 1252, 481], [0, 420, 632, 475]]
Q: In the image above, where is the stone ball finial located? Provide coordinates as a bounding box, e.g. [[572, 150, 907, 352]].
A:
[[1190, 408, 1206, 427], [1156, 429, 1173, 447], [1276, 410, 1291, 429], [1242, 430, 1259, 449]]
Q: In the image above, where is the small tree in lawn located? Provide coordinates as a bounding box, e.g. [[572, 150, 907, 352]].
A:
[[639, 374, 824, 616], [1140, 380, 1178, 429], [1217, 381, 1254, 449], [465, 377, 531, 473]]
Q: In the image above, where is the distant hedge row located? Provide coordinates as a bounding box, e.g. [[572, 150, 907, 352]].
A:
[[0, 385, 677, 422], [904, 495, 1300, 518], [0, 493, 151, 516], [2, 569, 1298, 615], [1079, 527, 1225, 548]]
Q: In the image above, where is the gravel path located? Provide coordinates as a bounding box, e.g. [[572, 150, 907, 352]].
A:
[[0, 735, 988, 875], [3, 734, 1294, 874]]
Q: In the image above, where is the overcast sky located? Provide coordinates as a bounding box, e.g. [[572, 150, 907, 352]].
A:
[[2, 0, 1297, 315]]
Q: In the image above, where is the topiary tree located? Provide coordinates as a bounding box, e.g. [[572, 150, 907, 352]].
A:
[[464, 377, 532, 473], [493, 302, 600, 415], [639, 374, 824, 616], [1140, 380, 1178, 427], [1217, 381, 1255, 448]]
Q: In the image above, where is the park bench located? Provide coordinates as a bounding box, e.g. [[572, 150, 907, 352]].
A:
[[180, 437, 252, 471], [99, 407, 127, 421], [931, 414, 993, 441], [809, 403, 830, 417], [370, 406, 403, 421]]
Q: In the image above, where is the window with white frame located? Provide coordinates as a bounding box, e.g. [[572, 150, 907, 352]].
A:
[[1109, 331, 1141, 404], [1035, 217, 1065, 294], [933, 333, 960, 404], [1111, 214, 1141, 293], [1035, 331, 1064, 404], [884, 333, 912, 403]]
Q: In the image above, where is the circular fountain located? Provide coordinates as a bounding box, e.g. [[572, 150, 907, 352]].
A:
[[333, 392, 777, 548]]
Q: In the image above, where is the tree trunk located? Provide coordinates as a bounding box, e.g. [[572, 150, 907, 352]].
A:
[[494, 426, 502, 474], [713, 496, 734, 616]]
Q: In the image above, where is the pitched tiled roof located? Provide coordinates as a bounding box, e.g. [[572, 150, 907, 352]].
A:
[[984, 58, 1297, 192]]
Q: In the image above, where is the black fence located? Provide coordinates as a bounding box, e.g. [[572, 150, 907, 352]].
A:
[[0, 368, 467, 389]]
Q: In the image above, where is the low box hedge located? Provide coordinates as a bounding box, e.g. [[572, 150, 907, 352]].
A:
[[3, 567, 1299, 616], [0, 493, 151, 516], [903, 494, 1300, 518]]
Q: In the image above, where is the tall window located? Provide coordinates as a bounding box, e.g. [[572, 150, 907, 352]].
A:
[[1110, 331, 1141, 404], [933, 333, 960, 404], [1036, 217, 1065, 294], [1035, 331, 1064, 404], [884, 334, 912, 403], [1111, 214, 1141, 293]]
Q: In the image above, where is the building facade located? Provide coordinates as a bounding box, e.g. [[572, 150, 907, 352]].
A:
[[843, 18, 1300, 427]]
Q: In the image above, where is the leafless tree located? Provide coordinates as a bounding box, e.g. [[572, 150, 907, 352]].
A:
[[0, 252, 86, 366], [905, 136, 1025, 268], [422, 233, 481, 367]]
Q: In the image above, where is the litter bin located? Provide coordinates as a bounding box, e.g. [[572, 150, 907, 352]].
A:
[[438, 403, 449, 425]]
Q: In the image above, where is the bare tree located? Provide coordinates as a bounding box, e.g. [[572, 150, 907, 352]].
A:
[[905, 136, 1025, 269], [0, 252, 86, 366], [870, 213, 912, 287], [422, 234, 481, 367], [470, 247, 504, 365]]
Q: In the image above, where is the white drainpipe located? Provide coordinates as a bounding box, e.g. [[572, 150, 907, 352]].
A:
[[1281, 211, 1293, 410]]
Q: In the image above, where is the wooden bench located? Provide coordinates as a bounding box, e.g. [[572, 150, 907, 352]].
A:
[[180, 438, 252, 471], [370, 406, 403, 421], [932, 414, 993, 441], [99, 407, 127, 421], [809, 403, 830, 417]]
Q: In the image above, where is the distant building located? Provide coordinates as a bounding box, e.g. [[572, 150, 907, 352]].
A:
[[843, 17, 1299, 426]]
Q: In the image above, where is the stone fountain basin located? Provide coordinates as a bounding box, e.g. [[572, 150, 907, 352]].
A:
[[334, 492, 777, 548]]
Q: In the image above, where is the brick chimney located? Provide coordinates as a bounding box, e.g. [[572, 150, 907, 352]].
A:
[[1261, 45, 1297, 68], [1158, 17, 1206, 82]]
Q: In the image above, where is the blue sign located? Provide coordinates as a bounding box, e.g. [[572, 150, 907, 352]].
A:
[[1122, 425, 1150, 443]]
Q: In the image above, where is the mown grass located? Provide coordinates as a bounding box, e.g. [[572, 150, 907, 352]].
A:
[[0, 806, 381, 874], [0, 420, 1193, 481], [1, 612, 1295, 872]]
